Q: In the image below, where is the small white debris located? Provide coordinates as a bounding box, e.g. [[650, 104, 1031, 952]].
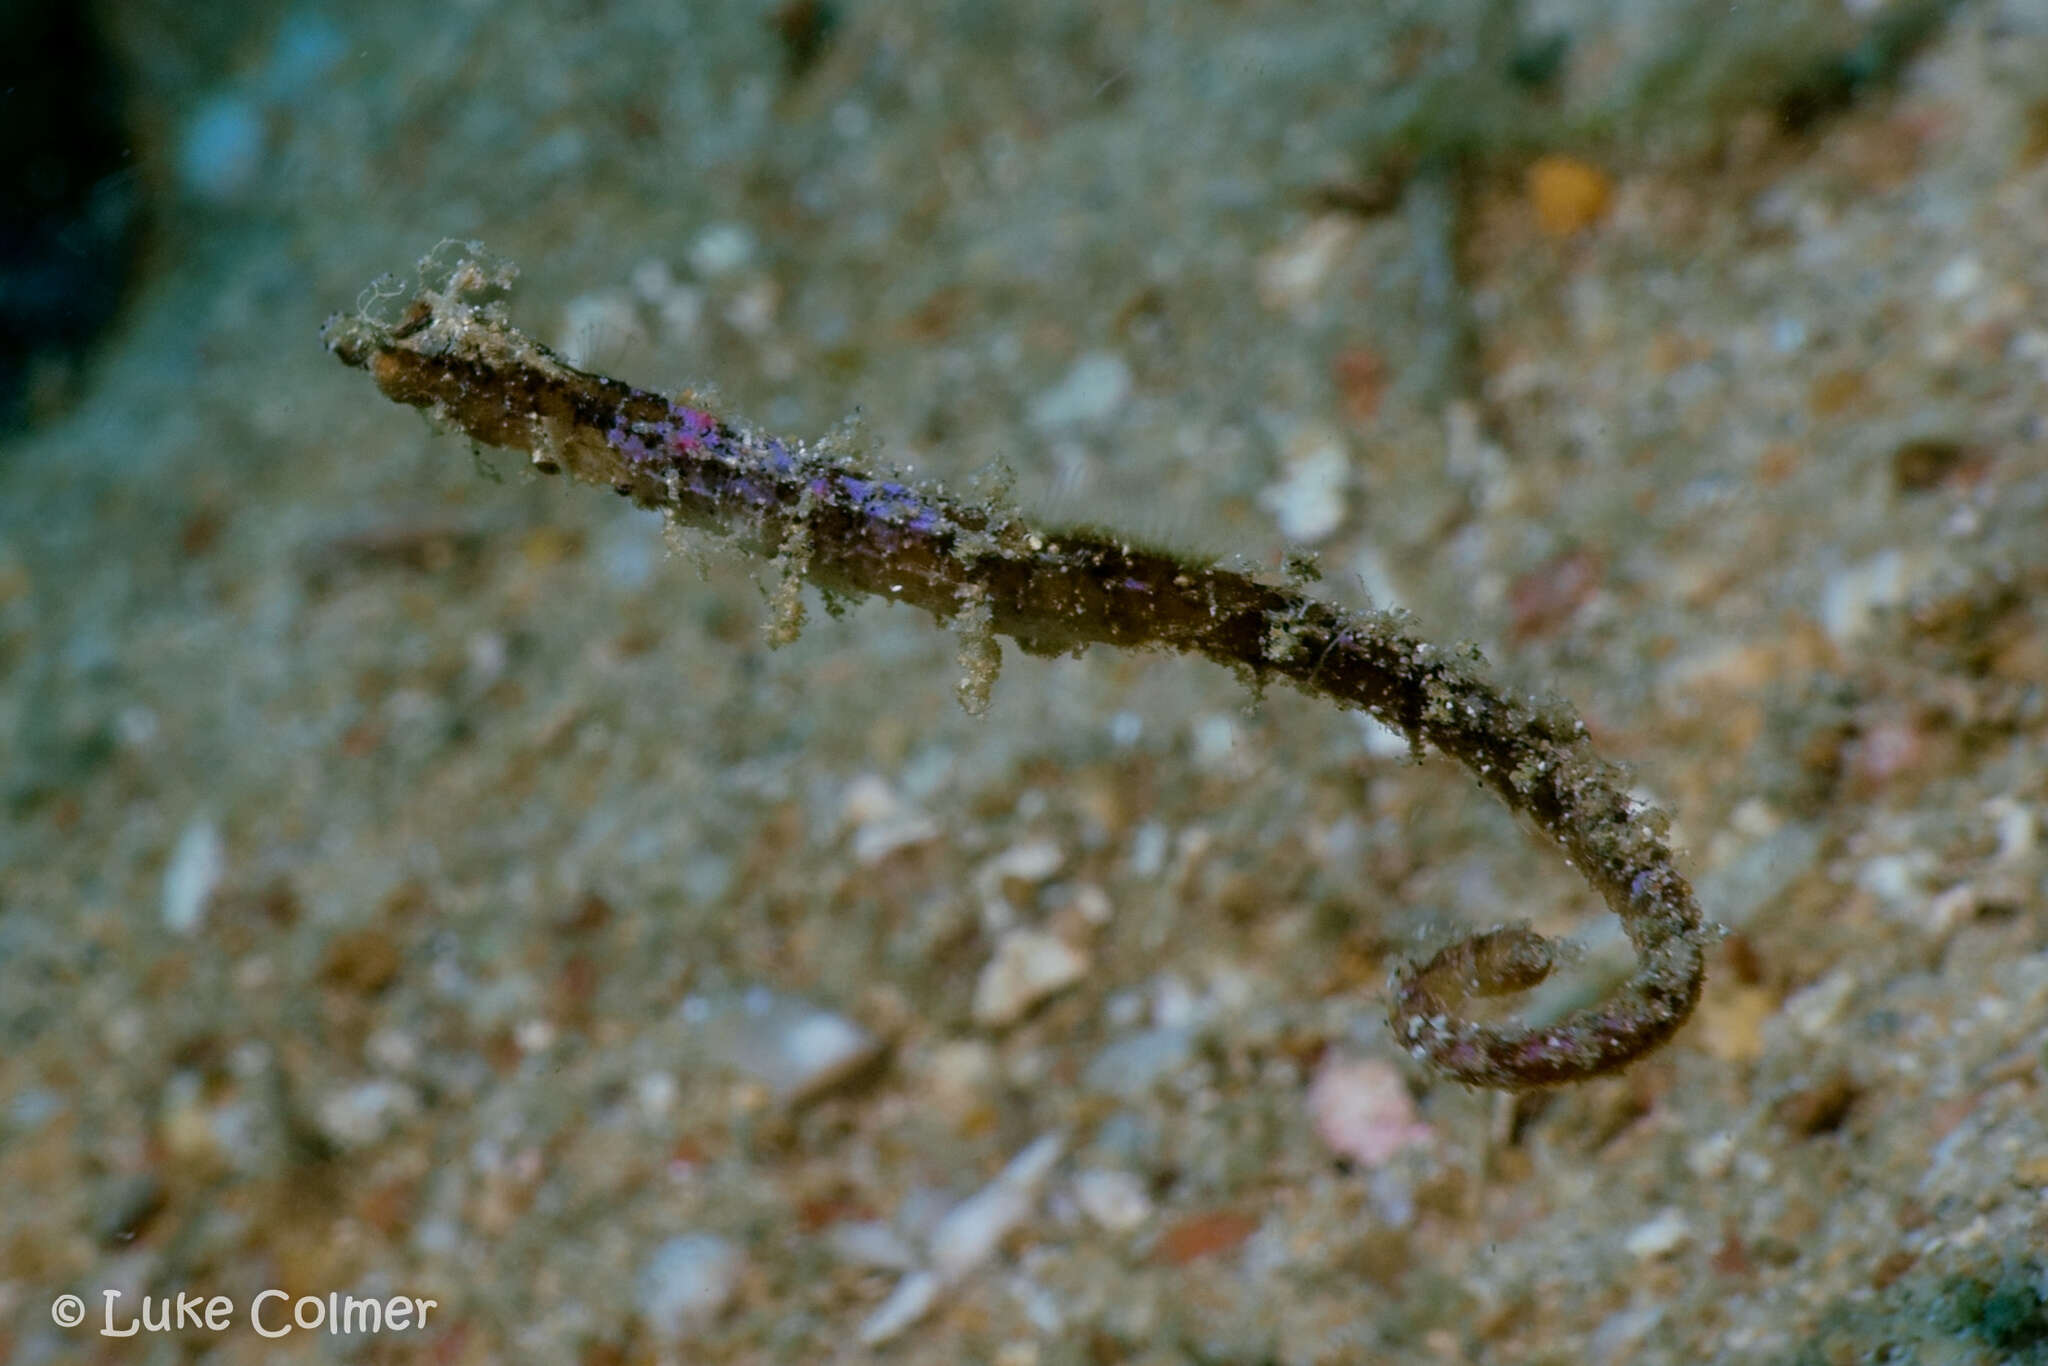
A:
[[1366, 1163, 1419, 1229], [316, 1079, 420, 1149], [630, 258, 705, 343], [1857, 849, 1934, 908], [1069, 883, 1113, 925], [116, 706, 160, 748], [637, 1233, 743, 1338], [413, 1217, 460, 1258], [851, 809, 940, 865], [1820, 548, 1941, 646], [464, 631, 509, 688], [9, 1087, 63, 1135], [1256, 215, 1359, 314], [159, 1071, 218, 1163], [634, 1070, 678, 1119], [1127, 821, 1169, 878], [1590, 1303, 1665, 1365], [1009, 1281, 1065, 1339], [973, 929, 1090, 1027], [842, 774, 941, 865], [1306, 1056, 1432, 1168], [1151, 972, 1202, 1030], [597, 516, 659, 591], [1257, 422, 1350, 544], [1082, 1026, 1194, 1098], [861, 1133, 1065, 1346], [513, 1018, 555, 1054], [975, 839, 1066, 925], [931, 1133, 1065, 1278], [688, 223, 755, 278], [1108, 710, 1143, 747], [859, 1268, 941, 1346], [656, 284, 706, 343], [1987, 796, 2036, 865], [162, 817, 225, 935], [1685, 1130, 1738, 1180], [1622, 1207, 1693, 1261], [926, 1039, 998, 1120], [1445, 400, 1514, 511], [725, 279, 780, 337], [630, 257, 677, 301], [980, 838, 1065, 886], [686, 987, 883, 1103], [366, 1028, 419, 1073], [1780, 969, 1858, 1040], [1072, 1168, 1153, 1233], [1922, 883, 1978, 937], [1191, 714, 1239, 771], [1729, 798, 1782, 840], [1028, 351, 1132, 429], [829, 1220, 918, 1271], [1933, 253, 1983, 303]]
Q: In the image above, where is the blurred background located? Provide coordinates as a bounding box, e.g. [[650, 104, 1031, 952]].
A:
[[5, 1, 2048, 1361]]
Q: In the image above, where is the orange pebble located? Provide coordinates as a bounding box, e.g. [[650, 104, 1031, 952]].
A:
[[1528, 155, 1613, 237], [1155, 1209, 1260, 1265]]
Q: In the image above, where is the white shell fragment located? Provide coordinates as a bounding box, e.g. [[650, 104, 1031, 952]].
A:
[[973, 839, 1066, 926], [841, 774, 941, 865], [930, 1132, 1064, 1277], [1028, 351, 1132, 429], [858, 1269, 941, 1347], [1623, 1208, 1694, 1261], [1082, 1026, 1195, 1098], [161, 816, 225, 936], [637, 1233, 743, 1338], [857, 1132, 1066, 1346], [1257, 421, 1351, 544], [683, 987, 883, 1104], [827, 1220, 918, 1271], [1306, 1055, 1433, 1168], [688, 222, 755, 278], [1072, 1167, 1153, 1234], [315, 1079, 420, 1149], [1255, 215, 1359, 313], [972, 929, 1090, 1027]]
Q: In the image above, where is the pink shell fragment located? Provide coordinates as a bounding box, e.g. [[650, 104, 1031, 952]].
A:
[[1307, 1055, 1433, 1168]]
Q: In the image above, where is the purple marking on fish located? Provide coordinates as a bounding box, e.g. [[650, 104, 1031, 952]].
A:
[[838, 476, 873, 503], [606, 422, 658, 463], [663, 404, 715, 452], [856, 482, 940, 527], [1442, 1039, 1482, 1072]]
